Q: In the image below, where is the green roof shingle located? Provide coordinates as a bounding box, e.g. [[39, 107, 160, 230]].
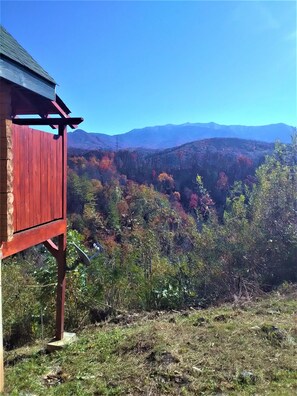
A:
[[0, 25, 56, 84]]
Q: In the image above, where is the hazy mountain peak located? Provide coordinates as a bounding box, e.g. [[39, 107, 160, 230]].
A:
[[68, 122, 294, 151]]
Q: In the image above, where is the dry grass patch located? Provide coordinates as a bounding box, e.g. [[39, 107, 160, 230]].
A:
[[4, 288, 297, 395]]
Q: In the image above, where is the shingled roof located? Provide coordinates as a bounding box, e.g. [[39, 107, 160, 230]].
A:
[[0, 26, 57, 99], [0, 25, 56, 84], [0, 26, 83, 127]]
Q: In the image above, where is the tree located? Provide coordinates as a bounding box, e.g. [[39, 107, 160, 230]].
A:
[[157, 172, 175, 194], [193, 175, 215, 223], [248, 138, 297, 286], [67, 171, 96, 214]]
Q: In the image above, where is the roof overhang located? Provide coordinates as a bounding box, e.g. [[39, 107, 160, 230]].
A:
[[1, 72, 83, 129], [0, 55, 55, 100], [9, 84, 68, 117]]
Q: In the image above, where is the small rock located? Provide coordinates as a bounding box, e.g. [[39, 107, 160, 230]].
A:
[[238, 370, 256, 385]]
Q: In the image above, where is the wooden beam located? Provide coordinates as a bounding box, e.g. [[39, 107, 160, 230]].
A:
[[44, 239, 59, 259], [1, 219, 67, 258], [51, 100, 69, 119], [37, 115, 57, 130], [56, 95, 71, 115], [12, 117, 83, 127], [50, 101, 78, 129]]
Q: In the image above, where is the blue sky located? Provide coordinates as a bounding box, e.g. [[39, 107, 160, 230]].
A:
[[1, 1, 296, 134]]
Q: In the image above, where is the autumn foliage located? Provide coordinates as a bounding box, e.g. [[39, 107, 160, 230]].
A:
[[3, 137, 296, 348]]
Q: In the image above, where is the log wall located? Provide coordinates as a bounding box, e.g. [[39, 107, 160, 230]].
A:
[[0, 83, 13, 242]]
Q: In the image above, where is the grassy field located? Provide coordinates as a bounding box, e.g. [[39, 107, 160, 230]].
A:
[[4, 285, 297, 395]]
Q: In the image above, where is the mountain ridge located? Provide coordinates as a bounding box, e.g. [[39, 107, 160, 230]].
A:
[[68, 122, 295, 151]]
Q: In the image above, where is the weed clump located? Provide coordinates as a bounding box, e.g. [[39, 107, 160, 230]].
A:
[[260, 324, 288, 346]]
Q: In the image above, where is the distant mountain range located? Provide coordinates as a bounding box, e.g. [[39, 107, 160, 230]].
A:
[[68, 122, 295, 151]]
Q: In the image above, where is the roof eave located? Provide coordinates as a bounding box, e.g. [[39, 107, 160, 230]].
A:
[[0, 55, 56, 100]]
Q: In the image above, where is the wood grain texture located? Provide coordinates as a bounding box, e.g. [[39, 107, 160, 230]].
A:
[[12, 125, 63, 232], [1, 219, 67, 258]]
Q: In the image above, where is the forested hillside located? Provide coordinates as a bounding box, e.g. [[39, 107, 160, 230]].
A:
[[3, 137, 297, 351], [68, 138, 273, 220]]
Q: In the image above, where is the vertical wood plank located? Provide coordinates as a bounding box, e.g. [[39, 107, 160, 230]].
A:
[[49, 135, 53, 220], [52, 136, 57, 219], [12, 125, 18, 232], [34, 130, 41, 226], [28, 128, 33, 229], [12, 126, 64, 232], [49, 134, 55, 220], [44, 131, 49, 223], [44, 132, 49, 223], [56, 135, 63, 219], [40, 130, 47, 224], [19, 127, 28, 230], [14, 126, 20, 231], [61, 125, 67, 221]]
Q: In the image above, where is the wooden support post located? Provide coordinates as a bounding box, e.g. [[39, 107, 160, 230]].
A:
[[46, 233, 77, 351], [55, 123, 68, 341], [0, 252, 4, 393], [44, 234, 67, 342], [55, 233, 66, 341]]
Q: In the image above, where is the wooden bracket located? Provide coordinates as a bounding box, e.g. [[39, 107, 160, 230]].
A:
[[44, 239, 59, 259]]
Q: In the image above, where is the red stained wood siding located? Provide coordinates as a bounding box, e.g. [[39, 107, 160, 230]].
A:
[[1, 219, 66, 259], [12, 124, 63, 232]]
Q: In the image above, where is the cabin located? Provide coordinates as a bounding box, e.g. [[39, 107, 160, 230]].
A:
[[0, 25, 83, 386]]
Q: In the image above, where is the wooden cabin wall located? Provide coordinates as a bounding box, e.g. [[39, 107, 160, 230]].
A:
[[12, 125, 63, 232], [0, 82, 13, 243]]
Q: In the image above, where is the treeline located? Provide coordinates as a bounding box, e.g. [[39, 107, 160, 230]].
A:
[[67, 138, 273, 219], [66, 138, 297, 302], [3, 138, 296, 348]]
